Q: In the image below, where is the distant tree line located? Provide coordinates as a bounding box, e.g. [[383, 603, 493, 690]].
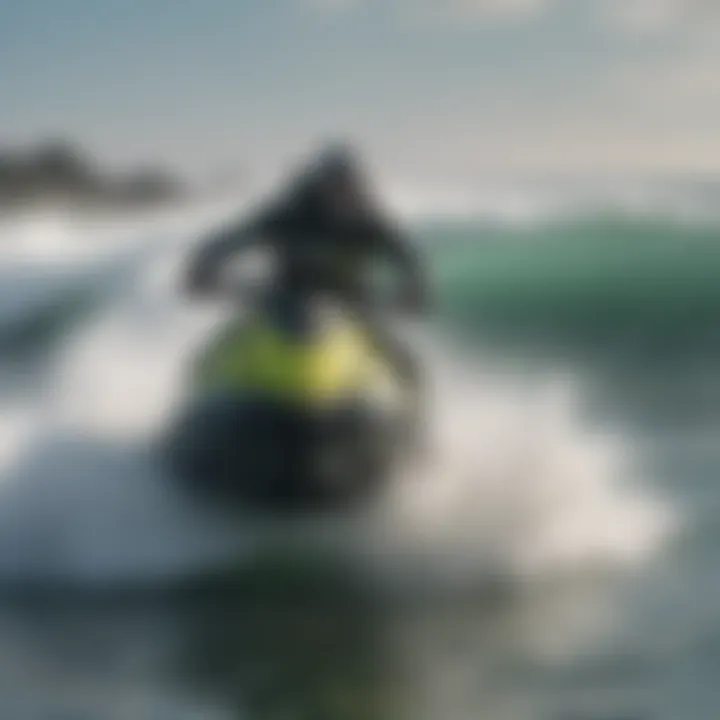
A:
[[0, 141, 186, 208]]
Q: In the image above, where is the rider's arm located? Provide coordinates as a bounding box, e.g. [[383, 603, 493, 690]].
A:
[[184, 209, 278, 296], [373, 219, 429, 312]]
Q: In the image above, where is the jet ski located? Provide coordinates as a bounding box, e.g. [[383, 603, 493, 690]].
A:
[[163, 284, 419, 513]]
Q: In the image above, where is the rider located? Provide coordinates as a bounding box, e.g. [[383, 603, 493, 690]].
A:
[[184, 143, 429, 387]]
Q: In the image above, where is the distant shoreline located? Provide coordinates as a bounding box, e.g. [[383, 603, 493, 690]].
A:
[[0, 141, 188, 211]]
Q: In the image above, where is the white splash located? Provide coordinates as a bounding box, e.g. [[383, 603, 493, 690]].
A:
[[0, 208, 674, 588], [374, 349, 673, 582]]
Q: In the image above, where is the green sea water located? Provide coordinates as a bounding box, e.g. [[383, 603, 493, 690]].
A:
[[0, 208, 717, 719]]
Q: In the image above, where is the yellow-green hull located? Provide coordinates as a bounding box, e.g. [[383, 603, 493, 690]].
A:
[[164, 311, 415, 512], [192, 315, 400, 408]]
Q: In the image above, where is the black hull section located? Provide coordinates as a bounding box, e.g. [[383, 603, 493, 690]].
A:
[[163, 395, 401, 513]]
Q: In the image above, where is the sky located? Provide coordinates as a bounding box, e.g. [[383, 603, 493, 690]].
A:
[[2, 0, 720, 185]]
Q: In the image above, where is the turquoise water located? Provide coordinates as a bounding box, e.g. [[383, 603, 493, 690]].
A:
[[0, 206, 717, 718], [427, 215, 720, 342]]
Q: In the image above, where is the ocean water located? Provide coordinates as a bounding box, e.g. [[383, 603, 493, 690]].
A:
[[0, 191, 716, 719]]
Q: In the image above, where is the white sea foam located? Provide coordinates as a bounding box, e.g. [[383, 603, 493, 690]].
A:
[[0, 206, 674, 588]]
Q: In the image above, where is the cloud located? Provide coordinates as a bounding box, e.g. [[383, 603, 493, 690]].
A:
[[610, 48, 720, 118], [446, 0, 720, 29], [305, 0, 358, 11], [304, 0, 720, 33], [301, 0, 551, 20], [419, 0, 550, 19], [606, 0, 720, 33], [445, 0, 720, 28]]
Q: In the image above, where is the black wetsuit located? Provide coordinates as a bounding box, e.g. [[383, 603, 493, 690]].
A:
[[187, 184, 426, 384]]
